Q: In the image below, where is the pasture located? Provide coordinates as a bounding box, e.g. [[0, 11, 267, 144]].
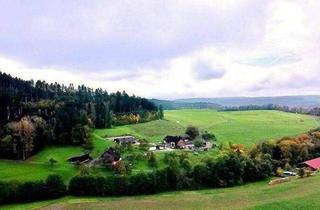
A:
[[95, 109, 320, 146], [3, 174, 320, 210], [0, 134, 112, 182]]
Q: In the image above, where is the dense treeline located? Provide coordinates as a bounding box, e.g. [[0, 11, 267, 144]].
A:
[[221, 104, 320, 116], [0, 175, 66, 204], [151, 99, 222, 110], [0, 72, 159, 159]]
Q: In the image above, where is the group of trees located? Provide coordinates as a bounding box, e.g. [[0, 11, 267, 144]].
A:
[[249, 129, 320, 170], [0, 72, 159, 159]]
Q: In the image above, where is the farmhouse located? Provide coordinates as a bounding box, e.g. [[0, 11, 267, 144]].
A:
[[99, 147, 121, 166], [68, 154, 92, 165], [164, 135, 191, 149], [109, 136, 137, 145], [300, 157, 320, 170]]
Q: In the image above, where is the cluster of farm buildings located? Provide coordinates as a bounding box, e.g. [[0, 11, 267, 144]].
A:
[[67, 135, 320, 178], [67, 134, 213, 166]]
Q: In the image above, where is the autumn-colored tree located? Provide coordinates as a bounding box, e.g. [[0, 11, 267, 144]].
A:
[[79, 163, 90, 176], [229, 143, 246, 155], [113, 161, 127, 175], [9, 117, 35, 160]]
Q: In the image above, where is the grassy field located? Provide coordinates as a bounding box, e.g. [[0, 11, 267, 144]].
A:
[[3, 174, 320, 210], [0, 134, 113, 182], [96, 109, 320, 146], [0, 109, 318, 182]]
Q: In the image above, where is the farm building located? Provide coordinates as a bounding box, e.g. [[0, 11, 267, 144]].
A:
[[300, 157, 320, 170], [68, 154, 92, 165], [164, 135, 191, 149], [98, 148, 121, 166], [109, 136, 137, 145]]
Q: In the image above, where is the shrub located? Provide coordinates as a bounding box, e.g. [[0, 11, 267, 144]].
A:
[[185, 126, 200, 140], [49, 158, 57, 166], [147, 152, 158, 168], [0, 181, 10, 203], [194, 138, 205, 148], [193, 164, 208, 185], [298, 168, 305, 178], [202, 131, 217, 141], [69, 176, 99, 196], [44, 175, 66, 199]]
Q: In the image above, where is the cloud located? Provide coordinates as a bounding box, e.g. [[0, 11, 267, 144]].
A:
[[0, 0, 268, 70], [0, 0, 320, 99], [193, 61, 225, 80], [238, 53, 301, 67]]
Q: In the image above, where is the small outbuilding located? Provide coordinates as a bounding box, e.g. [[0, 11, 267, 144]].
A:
[[68, 154, 92, 165], [108, 136, 137, 145], [300, 157, 320, 170]]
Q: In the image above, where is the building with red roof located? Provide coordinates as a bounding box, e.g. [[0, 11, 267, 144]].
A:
[[302, 157, 320, 170]]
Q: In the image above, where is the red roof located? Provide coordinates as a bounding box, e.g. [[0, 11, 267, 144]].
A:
[[303, 157, 320, 169]]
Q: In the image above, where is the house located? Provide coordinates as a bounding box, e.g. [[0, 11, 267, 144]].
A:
[[99, 148, 121, 166], [164, 136, 181, 148], [164, 135, 190, 149], [300, 157, 320, 170], [185, 141, 195, 150], [68, 154, 92, 165], [110, 136, 137, 145], [177, 139, 186, 148]]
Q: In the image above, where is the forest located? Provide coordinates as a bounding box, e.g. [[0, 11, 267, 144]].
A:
[[0, 72, 161, 160]]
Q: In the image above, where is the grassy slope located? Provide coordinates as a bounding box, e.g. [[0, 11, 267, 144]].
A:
[[3, 175, 320, 210], [0, 135, 112, 182], [166, 110, 320, 146], [95, 110, 319, 146]]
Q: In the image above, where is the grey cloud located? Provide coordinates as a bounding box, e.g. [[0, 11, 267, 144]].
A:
[[238, 53, 301, 68], [86, 71, 141, 82], [193, 61, 225, 80], [0, 0, 269, 72]]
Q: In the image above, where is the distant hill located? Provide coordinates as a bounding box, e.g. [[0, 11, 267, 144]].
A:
[[174, 95, 320, 108], [151, 99, 221, 110]]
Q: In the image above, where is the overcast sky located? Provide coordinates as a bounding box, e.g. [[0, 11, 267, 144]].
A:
[[0, 0, 319, 99]]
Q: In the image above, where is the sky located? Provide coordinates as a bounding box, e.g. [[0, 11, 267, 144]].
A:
[[0, 0, 319, 99]]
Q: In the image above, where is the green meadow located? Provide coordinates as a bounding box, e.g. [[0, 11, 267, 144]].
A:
[[95, 109, 320, 146], [3, 174, 320, 210], [0, 109, 319, 182]]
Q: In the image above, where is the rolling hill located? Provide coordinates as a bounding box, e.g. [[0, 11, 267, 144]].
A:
[[174, 95, 320, 107]]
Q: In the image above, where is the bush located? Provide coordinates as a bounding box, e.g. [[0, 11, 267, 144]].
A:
[[185, 126, 200, 140], [44, 175, 66, 199], [193, 164, 208, 185], [298, 168, 305, 178], [147, 152, 158, 168], [202, 131, 217, 141], [0, 181, 10, 203], [49, 158, 57, 166], [69, 176, 99, 196]]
